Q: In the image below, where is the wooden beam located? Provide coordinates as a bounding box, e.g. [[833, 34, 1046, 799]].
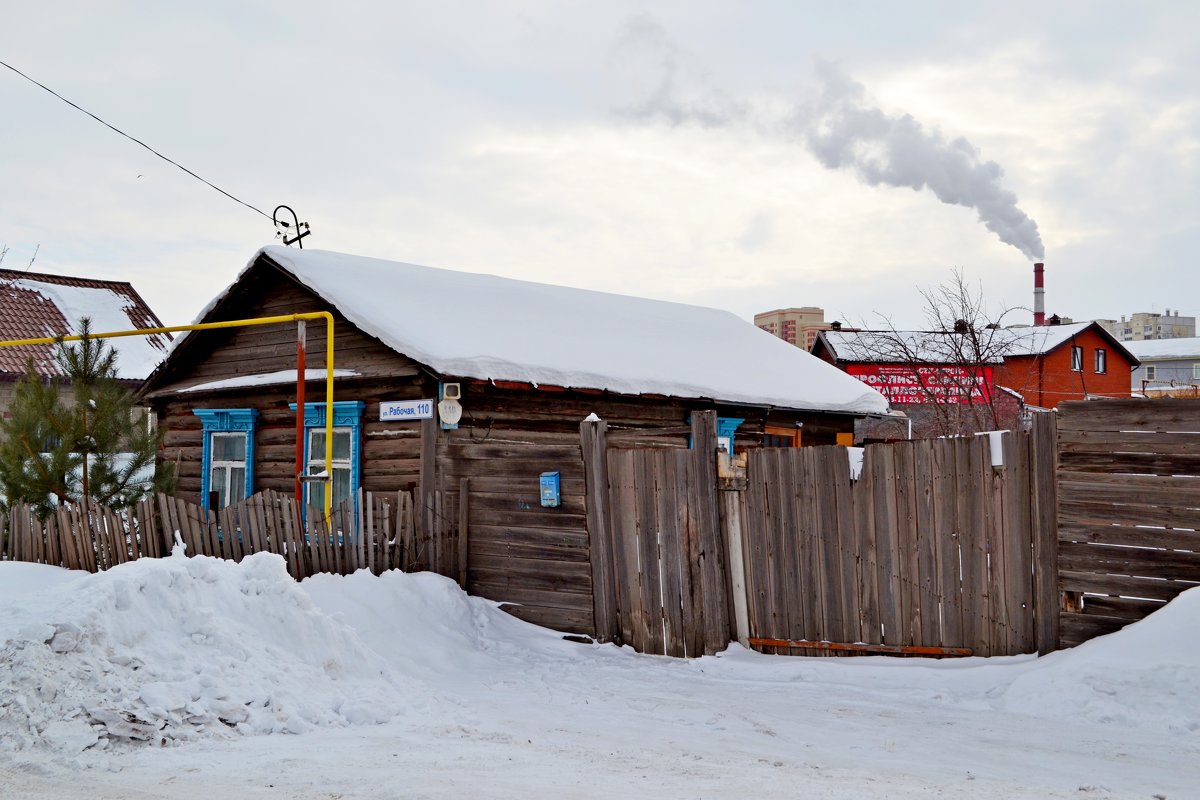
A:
[[458, 477, 470, 590], [419, 415, 437, 546], [749, 637, 973, 657]]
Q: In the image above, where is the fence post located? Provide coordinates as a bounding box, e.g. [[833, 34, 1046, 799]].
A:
[[457, 478, 470, 589], [419, 416, 438, 561], [1030, 412, 1060, 654], [691, 410, 731, 654], [718, 478, 751, 648], [581, 418, 620, 644]]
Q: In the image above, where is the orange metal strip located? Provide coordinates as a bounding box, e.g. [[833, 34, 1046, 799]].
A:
[[749, 638, 973, 657]]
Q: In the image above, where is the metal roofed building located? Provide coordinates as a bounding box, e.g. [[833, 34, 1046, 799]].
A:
[[0, 269, 170, 418]]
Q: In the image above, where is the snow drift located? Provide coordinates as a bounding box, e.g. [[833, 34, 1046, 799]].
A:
[[2, 544, 1198, 766], [0, 546, 424, 755]]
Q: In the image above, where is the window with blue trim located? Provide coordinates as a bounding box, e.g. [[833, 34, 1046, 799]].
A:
[[194, 409, 258, 511], [688, 415, 744, 453], [716, 417, 744, 454], [289, 401, 365, 511]]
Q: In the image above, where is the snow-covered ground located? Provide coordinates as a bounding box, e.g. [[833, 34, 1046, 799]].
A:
[[1, 546, 1195, 799]]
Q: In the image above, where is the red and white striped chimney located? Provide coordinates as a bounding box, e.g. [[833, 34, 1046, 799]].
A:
[[1033, 262, 1045, 325]]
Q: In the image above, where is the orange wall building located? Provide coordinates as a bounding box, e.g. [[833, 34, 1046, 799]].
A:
[[755, 307, 831, 351], [813, 322, 1139, 415], [992, 323, 1137, 408]]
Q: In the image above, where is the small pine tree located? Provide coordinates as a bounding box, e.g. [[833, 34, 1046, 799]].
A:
[[0, 361, 80, 516], [0, 319, 175, 515]]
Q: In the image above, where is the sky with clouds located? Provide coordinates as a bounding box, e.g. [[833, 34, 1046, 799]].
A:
[[2, 2, 1197, 334]]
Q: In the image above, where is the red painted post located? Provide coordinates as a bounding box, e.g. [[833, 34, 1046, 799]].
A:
[[295, 320, 307, 509]]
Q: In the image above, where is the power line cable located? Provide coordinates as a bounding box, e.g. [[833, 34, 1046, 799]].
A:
[[1, 59, 273, 221]]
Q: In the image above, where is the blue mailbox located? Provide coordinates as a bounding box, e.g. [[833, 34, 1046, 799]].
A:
[[539, 471, 561, 508]]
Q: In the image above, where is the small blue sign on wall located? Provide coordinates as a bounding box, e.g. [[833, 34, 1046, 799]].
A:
[[539, 471, 561, 508]]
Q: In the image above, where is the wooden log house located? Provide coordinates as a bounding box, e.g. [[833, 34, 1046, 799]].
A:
[[140, 246, 888, 634]]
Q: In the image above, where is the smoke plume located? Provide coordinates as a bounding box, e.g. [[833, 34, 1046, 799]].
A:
[[613, 14, 747, 128], [797, 63, 1044, 261], [614, 18, 1045, 261]]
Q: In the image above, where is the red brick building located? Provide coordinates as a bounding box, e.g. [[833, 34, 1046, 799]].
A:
[[994, 322, 1138, 408], [811, 322, 1138, 438]]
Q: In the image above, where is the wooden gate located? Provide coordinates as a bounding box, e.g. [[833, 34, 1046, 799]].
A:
[[581, 412, 730, 657], [735, 425, 1053, 657]]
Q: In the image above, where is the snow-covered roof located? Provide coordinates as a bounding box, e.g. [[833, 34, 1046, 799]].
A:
[[820, 322, 1128, 363], [1123, 337, 1200, 361], [819, 330, 1007, 364], [176, 246, 888, 415], [0, 270, 169, 381], [999, 322, 1095, 357], [177, 369, 361, 393]]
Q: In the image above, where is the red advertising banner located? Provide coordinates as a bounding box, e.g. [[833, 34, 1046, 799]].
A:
[[846, 364, 995, 405]]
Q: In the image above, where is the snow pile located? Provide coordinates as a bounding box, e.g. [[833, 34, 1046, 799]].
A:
[[1002, 588, 1200, 732], [0, 546, 422, 756], [302, 568, 568, 688], [3, 538, 1198, 795]]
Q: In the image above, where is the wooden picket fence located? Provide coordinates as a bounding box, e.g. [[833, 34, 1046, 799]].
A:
[[0, 486, 467, 584], [0, 497, 169, 572]]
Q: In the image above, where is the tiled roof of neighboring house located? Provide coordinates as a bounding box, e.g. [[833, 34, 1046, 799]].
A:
[[0, 269, 170, 381], [1123, 337, 1200, 361]]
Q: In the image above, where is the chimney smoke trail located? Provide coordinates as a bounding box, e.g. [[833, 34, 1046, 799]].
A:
[[797, 63, 1046, 262]]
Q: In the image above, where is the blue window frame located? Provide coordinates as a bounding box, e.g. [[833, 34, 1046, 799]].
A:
[[687, 414, 744, 453], [716, 417, 744, 454], [288, 401, 365, 511], [194, 408, 258, 512]]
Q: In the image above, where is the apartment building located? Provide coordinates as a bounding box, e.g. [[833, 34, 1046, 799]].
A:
[[1097, 310, 1196, 341], [754, 307, 831, 351]]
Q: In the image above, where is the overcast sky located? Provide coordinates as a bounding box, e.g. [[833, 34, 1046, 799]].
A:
[[2, 2, 1198, 334]]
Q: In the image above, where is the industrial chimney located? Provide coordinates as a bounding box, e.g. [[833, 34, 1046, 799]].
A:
[[1033, 262, 1045, 325]]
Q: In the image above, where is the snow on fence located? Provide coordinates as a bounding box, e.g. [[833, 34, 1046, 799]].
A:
[[0, 486, 467, 583]]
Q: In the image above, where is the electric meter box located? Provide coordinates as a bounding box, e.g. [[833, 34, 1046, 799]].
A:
[[539, 471, 561, 508]]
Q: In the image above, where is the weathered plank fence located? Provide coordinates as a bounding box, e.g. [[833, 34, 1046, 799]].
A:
[[583, 412, 1057, 659], [1, 486, 467, 584], [581, 412, 729, 657], [1056, 398, 1200, 646], [0, 497, 169, 571], [735, 420, 1056, 658], [6, 399, 1198, 661]]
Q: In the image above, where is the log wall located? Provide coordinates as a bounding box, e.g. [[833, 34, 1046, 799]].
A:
[[144, 259, 858, 637]]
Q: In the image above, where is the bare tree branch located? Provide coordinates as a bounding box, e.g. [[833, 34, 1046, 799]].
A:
[[852, 268, 1037, 438]]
